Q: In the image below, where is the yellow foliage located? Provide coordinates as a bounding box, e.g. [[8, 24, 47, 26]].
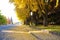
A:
[[55, 0, 59, 8], [10, 0, 60, 21], [10, 0, 39, 21]]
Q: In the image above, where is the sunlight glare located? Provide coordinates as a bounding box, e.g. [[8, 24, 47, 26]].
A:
[[0, 0, 20, 23]]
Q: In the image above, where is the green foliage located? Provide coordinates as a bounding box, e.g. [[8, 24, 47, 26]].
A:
[[0, 14, 7, 25]]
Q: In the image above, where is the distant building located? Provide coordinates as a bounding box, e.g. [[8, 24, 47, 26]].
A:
[[7, 17, 13, 24]]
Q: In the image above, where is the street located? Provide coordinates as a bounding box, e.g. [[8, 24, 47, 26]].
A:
[[0, 25, 60, 40]]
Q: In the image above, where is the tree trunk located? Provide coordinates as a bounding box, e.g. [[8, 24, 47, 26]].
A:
[[43, 13, 48, 26]]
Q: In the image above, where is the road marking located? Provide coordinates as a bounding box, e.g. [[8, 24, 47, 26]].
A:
[[1, 30, 30, 33], [29, 30, 49, 33], [1, 30, 49, 34]]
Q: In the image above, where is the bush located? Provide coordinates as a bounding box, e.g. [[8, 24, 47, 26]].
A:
[[0, 14, 7, 25]]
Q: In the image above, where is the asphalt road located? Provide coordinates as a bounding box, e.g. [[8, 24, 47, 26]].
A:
[[0, 25, 60, 40], [0, 24, 20, 30]]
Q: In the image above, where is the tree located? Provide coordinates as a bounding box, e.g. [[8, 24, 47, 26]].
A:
[[0, 13, 7, 25], [35, 0, 59, 26], [9, 0, 38, 21], [10, 0, 60, 26]]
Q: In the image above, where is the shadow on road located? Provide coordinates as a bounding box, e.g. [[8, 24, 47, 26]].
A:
[[49, 31, 60, 36]]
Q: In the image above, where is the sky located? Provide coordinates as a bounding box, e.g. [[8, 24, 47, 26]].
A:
[[0, 0, 20, 23]]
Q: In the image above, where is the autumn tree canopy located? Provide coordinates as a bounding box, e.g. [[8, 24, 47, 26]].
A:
[[10, 0, 59, 22]]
